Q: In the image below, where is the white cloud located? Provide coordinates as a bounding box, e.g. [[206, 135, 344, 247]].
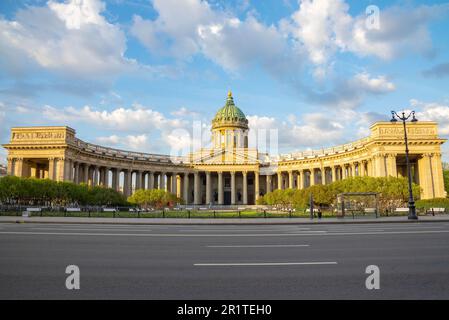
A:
[[197, 15, 288, 72], [170, 107, 199, 117], [413, 99, 449, 135], [96, 134, 149, 151], [248, 113, 344, 150], [348, 4, 448, 60], [41, 102, 199, 153], [0, 0, 135, 78], [247, 107, 390, 152], [304, 72, 396, 109], [352, 72, 395, 94], [96, 134, 120, 145], [42, 103, 187, 131], [131, 0, 296, 73], [283, 1, 449, 76], [130, 0, 215, 59], [287, 0, 352, 66]]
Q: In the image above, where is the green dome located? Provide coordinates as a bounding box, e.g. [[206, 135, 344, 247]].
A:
[[212, 91, 248, 130]]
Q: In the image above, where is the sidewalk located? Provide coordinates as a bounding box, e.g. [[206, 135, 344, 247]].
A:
[[1, 215, 449, 225]]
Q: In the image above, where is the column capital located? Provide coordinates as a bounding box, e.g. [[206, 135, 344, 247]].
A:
[[387, 153, 397, 158]]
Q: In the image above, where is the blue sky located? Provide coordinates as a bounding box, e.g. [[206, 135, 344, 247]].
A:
[[1, 0, 449, 163]]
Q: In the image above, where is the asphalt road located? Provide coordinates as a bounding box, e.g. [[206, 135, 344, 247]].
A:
[[1, 222, 449, 299]]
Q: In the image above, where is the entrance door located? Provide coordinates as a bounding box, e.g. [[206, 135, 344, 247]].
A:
[[224, 191, 231, 205]]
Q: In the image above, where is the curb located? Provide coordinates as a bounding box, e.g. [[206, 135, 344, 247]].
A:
[[1, 217, 449, 226]]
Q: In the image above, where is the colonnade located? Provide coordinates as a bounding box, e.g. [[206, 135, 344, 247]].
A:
[[5, 151, 446, 202], [276, 160, 371, 190]]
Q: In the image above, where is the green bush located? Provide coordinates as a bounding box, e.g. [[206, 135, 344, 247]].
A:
[[0, 176, 127, 206], [415, 198, 449, 210], [127, 189, 183, 209], [258, 176, 421, 212]]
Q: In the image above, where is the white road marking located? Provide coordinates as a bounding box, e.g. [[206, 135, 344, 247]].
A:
[[325, 229, 385, 232], [180, 228, 311, 232], [31, 227, 152, 232], [183, 229, 325, 233], [206, 244, 310, 248], [194, 261, 337, 266], [1, 230, 449, 237]]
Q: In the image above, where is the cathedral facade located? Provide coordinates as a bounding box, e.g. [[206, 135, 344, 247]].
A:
[[3, 92, 447, 204]]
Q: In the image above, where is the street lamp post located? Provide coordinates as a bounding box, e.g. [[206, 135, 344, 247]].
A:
[[390, 110, 418, 220]]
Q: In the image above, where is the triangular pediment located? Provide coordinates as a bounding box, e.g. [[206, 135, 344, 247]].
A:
[[191, 148, 259, 164]]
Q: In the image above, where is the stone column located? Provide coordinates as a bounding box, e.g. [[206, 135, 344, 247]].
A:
[[54, 158, 64, 182], [73, 162, 80, 184], [183, 173, 190, 204], [243, 171, 248, 204], [218, 171, 224, 205], [123, 170, 129, 195], [98, 167, 104, 186], [125, 170, 133, 197], [93, 166, 99, 186], [206, 172, 211, 204], [288, 171, 293, 189], [277, 172, 283, 190], [351, 163, 357, 177], [83, 164, 89, 184], [298, 170, 304, 190], [418, 154, 433, 199], [230, 171, 236, 205], [374, 154, 387, 177], [332, 166, 337, 182], [171, 173, 177, 195], [194, 172, 200, 205], [111, 169, 119, 191], [149, 172, 154, 190], [7, 158, 14, 176], [135, 171, 142, 190], [103, 168, 110, 188], [48, 158, 56, 180], [176, 175, 182, 198], [254, 171, 260, 202], [310, 169, 315, 186], [159, 172, 166, 190], [63, 159, 72, 182], [359, 162, 366, 177], [341, 165, 347, 179], [14, 158, 24, 177], [386, 154, 397, 177], [431, 153, 445, 198], [266, 174, 271, 193]]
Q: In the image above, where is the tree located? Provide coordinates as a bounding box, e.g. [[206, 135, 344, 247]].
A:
[[127, 189, 182, 209], [259, 176, 421, 213], [0, 176, 127, 206]]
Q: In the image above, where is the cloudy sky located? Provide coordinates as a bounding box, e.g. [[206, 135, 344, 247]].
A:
[[1, 0, 449, 163]]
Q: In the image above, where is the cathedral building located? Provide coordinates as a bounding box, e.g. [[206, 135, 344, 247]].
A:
[[2, 92, 446, 204]]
